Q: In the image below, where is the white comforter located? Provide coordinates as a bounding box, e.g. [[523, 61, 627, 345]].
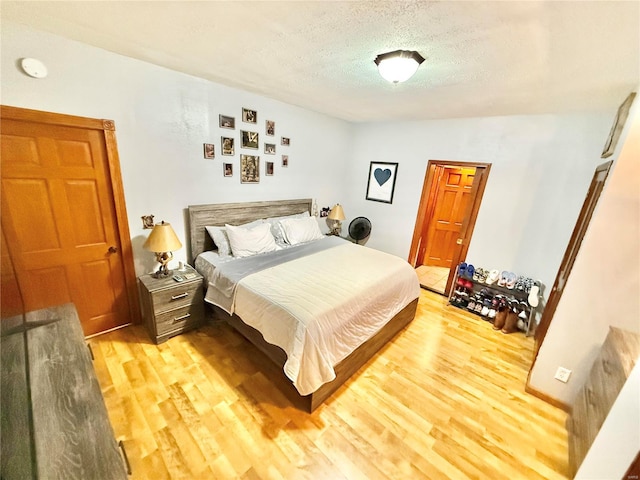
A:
[[221, 241, 420, 395]]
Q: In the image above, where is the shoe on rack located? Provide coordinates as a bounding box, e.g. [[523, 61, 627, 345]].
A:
[[528, 281, 540, 307], [493, 306, 507, 330], [458, 262, 467, 278], [465, 264, 475, 280], [486, 269, 500, 285], [502, 311, 519, 334], [498, 271, 508, 287], [518, 301, 529, 320], [473, 268, 481, 282]]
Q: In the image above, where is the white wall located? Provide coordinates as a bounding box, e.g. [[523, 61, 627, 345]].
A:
[[345, 113, 611, 299], [530, 91, 640, 404], [0, 22, 352, 275]]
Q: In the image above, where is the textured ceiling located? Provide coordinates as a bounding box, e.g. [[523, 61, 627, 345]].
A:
[[2, 1, 639, 122]]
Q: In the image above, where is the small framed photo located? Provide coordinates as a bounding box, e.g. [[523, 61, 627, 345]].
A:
[[223, 163, 233, 177], [241, 130, 259, 149], [240, 154, 260, 184], [366, 161, 398, 204], [281, 136, 290, 146], [264, 143, 276, 155], [266, 120, 275, 136], [266, 161, 274, 176], [242, 108, 257, 124], [203, 143, 215, 159], [219, 115, 235, 129], [282, 155, 288, 167], [221, 137, 234, 156]]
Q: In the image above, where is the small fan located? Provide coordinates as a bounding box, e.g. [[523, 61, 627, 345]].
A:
[[348, 217, 372, 244]]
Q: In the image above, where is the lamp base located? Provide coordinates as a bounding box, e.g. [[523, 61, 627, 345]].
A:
[[152, 251, 173, 278], [152, 265, 173, 279]]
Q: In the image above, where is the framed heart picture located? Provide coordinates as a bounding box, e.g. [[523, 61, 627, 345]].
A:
[[366, 161, 398, 204]]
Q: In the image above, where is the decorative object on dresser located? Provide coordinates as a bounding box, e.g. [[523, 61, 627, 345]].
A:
[[143, 221, 183, 278], [327, 203, 346, 236], [1, 304, 129, 479], [138, 264, 204, 344], [567, 327, 640, 477]]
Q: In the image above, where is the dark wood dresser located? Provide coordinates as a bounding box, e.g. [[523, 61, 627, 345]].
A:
[[567, 326, 640, 476], [0, 303, 128, 479]]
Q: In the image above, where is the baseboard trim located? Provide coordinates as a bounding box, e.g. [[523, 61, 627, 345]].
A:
[[525, 383, 571, 412]]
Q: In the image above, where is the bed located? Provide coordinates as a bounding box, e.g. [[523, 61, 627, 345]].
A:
[[188, 198, 420, 412]]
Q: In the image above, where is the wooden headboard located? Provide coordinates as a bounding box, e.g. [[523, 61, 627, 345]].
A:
[[187, 198, 313, 264]]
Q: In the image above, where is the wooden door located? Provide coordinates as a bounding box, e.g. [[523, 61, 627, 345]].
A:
[[409, 160, 490, 296], [420, 166, 475, 268], [1, 107, 138, 336], [530, 161, 613, 361]]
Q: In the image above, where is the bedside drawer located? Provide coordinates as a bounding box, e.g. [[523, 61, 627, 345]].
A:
[[150, 282, 203, 313], [155, 303, 204, 336]]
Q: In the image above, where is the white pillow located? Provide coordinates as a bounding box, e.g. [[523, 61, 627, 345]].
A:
[[205, 226, 232, 256], [225, 222, 277, 258], [279, 216, 324, 245], [264, 211, 310, 244], [205, 219, 263, 257]]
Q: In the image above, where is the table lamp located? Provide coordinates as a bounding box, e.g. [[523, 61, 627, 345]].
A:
[[143, 221, 182, 278], [328, 204, 346, 236]]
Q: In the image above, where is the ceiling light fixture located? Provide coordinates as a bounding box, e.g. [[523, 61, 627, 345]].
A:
[[374, 50, 425, 84]]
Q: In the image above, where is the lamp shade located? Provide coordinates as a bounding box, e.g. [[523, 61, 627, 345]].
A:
[[143, 221, 182, 253], [374, 50, 425, 83], [328, 204, 346, 221]]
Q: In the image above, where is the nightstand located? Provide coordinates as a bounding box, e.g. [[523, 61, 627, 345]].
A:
[[138, 265, 205, 344]]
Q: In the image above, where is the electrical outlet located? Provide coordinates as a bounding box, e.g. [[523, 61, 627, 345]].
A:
[[554, 367, 572, 383]]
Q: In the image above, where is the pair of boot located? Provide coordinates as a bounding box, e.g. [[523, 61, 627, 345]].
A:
[[492, 306, 518, 334]]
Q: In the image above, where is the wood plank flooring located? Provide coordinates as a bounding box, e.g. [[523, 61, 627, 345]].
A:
[[91, 289, 569, 479]]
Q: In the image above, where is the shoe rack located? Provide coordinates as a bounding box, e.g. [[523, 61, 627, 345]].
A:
[[448, 265, 541, 336]]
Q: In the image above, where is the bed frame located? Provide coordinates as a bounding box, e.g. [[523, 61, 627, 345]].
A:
[[187, 198, 418, 412]]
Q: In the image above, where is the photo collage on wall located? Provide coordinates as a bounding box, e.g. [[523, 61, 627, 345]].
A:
[[202, 107, 291, 183]]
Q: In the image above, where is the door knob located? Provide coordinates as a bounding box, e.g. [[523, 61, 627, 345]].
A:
[[108, 246, 118, 254], [456, 238, 463, 245]]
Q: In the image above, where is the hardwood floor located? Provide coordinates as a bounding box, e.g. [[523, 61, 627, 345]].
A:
[[91, 289, 569, 479]]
